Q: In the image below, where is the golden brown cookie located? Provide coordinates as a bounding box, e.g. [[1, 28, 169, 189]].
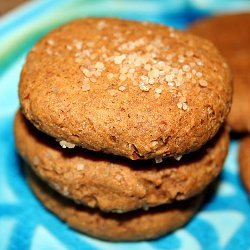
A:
[[15, 110, 229, 212], [239, 136, 250, 194], [19, 17, 232, 160], [26, 166, 203, 241], [188, 13, 250, 132]]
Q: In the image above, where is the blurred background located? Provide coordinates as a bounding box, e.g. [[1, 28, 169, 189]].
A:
[[1, 0, 250, 111], [1, 0, 250, 74], [0, 0, 250, 74]]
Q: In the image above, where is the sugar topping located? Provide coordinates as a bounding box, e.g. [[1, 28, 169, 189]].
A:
[[199, 79, 208, 87], [118, 85, 126, 91], [44, 20, 211, 111], [155, 88, 162, 94], [177, 96, 188, 110], [139, 82, 150, 91]]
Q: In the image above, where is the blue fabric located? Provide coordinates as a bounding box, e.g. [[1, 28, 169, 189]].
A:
[[0, 1, 250, 249]]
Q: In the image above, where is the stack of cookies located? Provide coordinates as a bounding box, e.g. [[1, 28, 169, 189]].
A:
[[14, 18, 232, 241]]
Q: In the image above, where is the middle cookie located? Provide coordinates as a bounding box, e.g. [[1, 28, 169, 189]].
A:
[[15, 111, 229, 212]]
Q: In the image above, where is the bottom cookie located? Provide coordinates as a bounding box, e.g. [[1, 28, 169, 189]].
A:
[[239, 136, 250, 194], [26, 166, 203, 241]]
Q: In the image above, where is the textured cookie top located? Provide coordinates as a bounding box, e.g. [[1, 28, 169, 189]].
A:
[[189, 13, 250, 132], [19, 18, 232, 160]]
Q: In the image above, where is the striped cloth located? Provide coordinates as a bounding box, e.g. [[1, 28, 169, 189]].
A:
[[1, 1, 250, 249]]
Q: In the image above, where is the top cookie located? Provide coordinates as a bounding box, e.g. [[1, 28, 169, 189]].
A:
[[19, 18, 232, 160], [188, 13, 250, 133]]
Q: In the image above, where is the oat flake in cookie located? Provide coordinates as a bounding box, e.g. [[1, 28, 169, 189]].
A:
[[19, 18, 232, 160]]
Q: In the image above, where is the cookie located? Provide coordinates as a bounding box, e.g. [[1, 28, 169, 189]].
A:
[[19, 17, 232, 160], [188, 13, 250, 132], [15, 110, 229, 212], [26, 166, 203, 241], [239, 136, 250, 194]]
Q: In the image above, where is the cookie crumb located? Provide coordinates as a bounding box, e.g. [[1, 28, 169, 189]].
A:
[[155, 156, 163, 164], [59, 140, 75, 149], [51, 183, 61, 192], [174, 155, 182, 161], [115, 209, 125, 214], [63, 186, 69, 196]]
